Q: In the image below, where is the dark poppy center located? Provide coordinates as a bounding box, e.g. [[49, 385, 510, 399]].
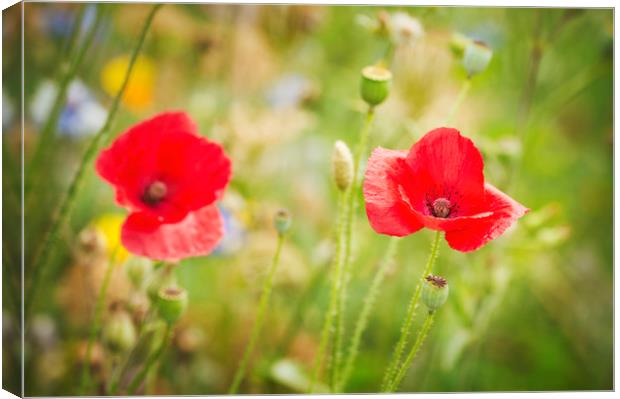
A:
[[143, 180, 167, 206], [431, 198, 452, 218]]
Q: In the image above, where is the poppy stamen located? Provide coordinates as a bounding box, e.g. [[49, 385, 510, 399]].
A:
[[143, 180, 168, 206], [431, 197, 452, 218]]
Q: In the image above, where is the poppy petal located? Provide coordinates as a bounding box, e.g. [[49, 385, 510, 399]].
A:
[[96, 111, 231, 222], [444, 183, 529, 252], [404, 127, 485, 215], [121, 205, 224, 261], [363, 147, 424, 236]]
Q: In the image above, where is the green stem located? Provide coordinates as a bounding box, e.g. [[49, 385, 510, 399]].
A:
[[337, 236, 400, 391], [309, 191, 347, 393], [387, 310, 436, 392], [332, 106, 376, 388], [126, 323, 172, 395], [79, 248, 119, 395], [228, 232, 286, 394], [26, 5, 106, 193], [25, 4, 162, 318], [444, 78, 471, 126], [381, 230, 441, 392]]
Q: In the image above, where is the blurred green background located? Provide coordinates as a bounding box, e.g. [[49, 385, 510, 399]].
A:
[[2, 3, 613, 395]]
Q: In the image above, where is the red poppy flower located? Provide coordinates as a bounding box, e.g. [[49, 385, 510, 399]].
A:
[[363, 127, 527, 252], [96, 111, 232, 261]]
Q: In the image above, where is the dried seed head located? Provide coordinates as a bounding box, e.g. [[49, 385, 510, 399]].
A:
[[332, 140, 354, 192], [421, 274, 449, 311]]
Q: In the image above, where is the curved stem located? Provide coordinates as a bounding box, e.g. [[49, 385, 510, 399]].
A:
[[126, 323, 172, 395], [228, 232, 286, 394], [337, 236, 400, 391], [381, 230, 441, 392], [78, 248, 119, 395], [25, 4, 162, 318], [309, 191, 346, 392], [443, 78, 471, 126], [388, 310, 436, 392]]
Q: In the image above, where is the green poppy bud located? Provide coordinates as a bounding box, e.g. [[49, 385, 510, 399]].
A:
[[332, 140, 354, 192], [157, 287, 188, 324], [421, 274, 449, 312], [102, 309, 137, 353], [125, 257, 153, 289], [462, 40, 493, 78], [274, 208, 292, 235], [360, 65, 392, 107]]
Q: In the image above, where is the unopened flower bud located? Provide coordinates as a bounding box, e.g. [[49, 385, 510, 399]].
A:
[[463, 40, 493, 78], [102, 308, 137, 353], [157, 286, 188, 324], [360, 65, 392, 107], [274, 208, 292, 235], [421, 274, 449, 312], [332, 140, 353, 191], [125, 257, 153, 289]]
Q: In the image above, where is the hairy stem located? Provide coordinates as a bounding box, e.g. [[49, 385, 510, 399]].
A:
[[25, 4, 162, 318], [337, 236, 400, 391], [332, 106, 376, 388], [381, 230, 441, 391], [387, 310, 436, 392], [309, 191, 346, 392], [228, 232, 286, 394]]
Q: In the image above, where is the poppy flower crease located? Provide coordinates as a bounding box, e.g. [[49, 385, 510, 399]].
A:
[[363, 127, 528, 252], [96, 111, 232, 261]]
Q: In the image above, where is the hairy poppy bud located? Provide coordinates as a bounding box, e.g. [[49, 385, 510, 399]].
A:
[[157, 286, 188, 324], [102, 309, 137, 353], [463, 40, 493, 78], [421, 274, 449, 312], [125, 257, 153, 289], [360, 65, 392, 107], [332, 140, 354, 191], [274, 209, 292, 235]]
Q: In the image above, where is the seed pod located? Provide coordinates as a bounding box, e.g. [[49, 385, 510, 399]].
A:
[[360, 65, 392, 107], [332, 140, 354, 192], [463, 40, 493, 78], [157, 286, 188, 324], [421, 274, 449, 312], [102, 309, 137, 353], [274, 208, 292, 235]]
